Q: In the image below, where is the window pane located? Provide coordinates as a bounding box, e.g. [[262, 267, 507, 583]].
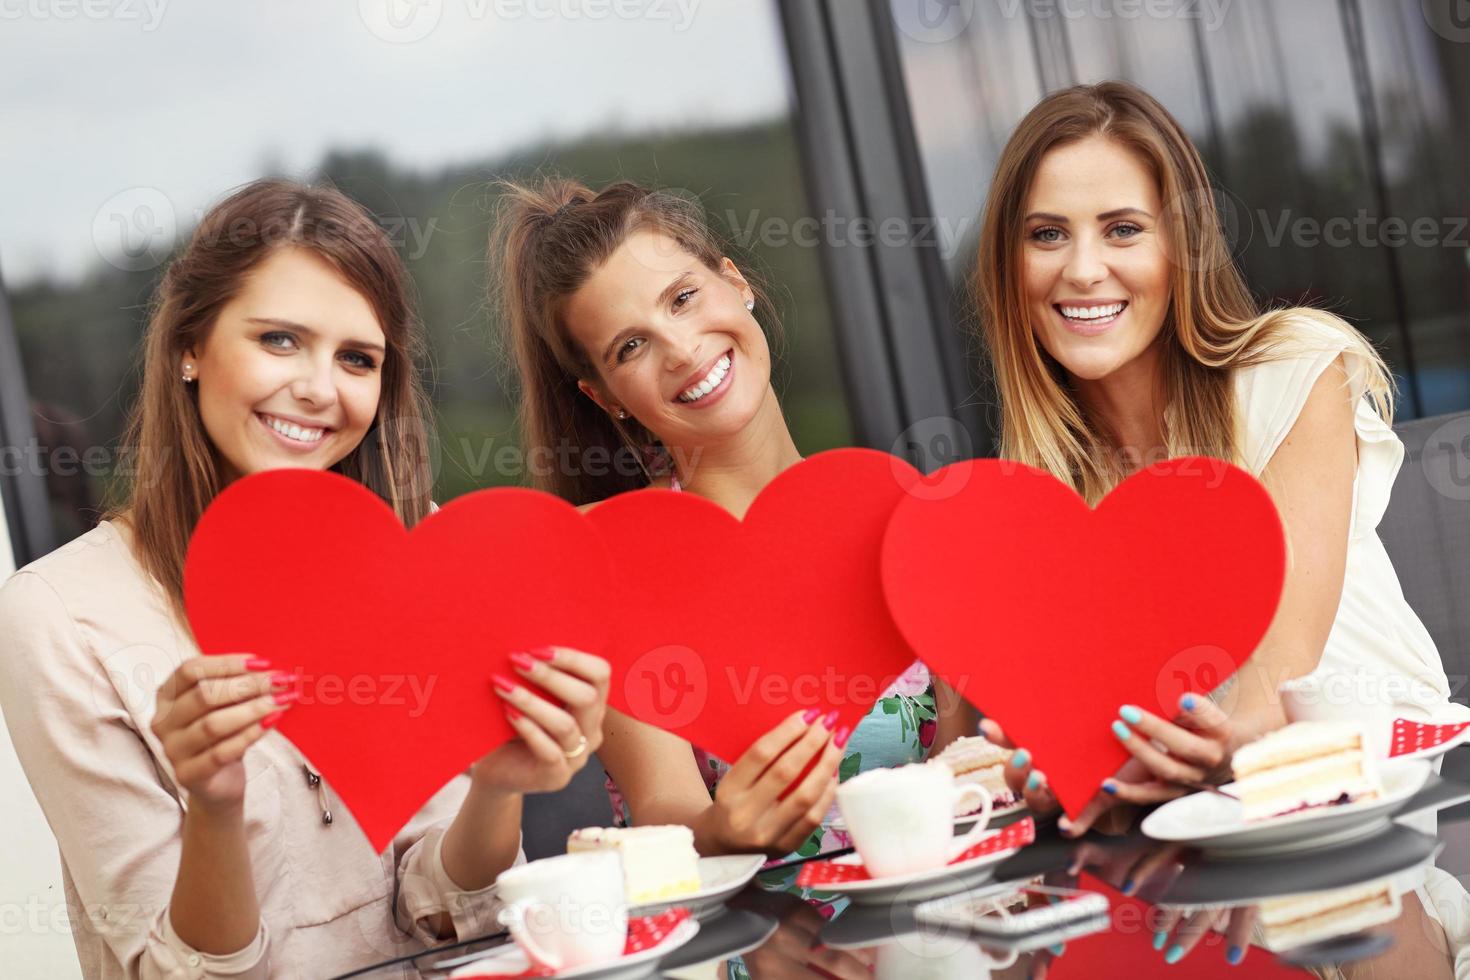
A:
[[0, 1, 850, 547], [892, 0, 1470, 421]]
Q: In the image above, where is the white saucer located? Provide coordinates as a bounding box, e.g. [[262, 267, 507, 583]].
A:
[[1141, 760, 1431, 855], [447, 918, 699, 980], [817, 835, 1023, 905], [630, 854, 764, 920]]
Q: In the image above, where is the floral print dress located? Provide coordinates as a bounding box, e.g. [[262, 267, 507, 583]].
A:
[[602, 659, 937, 871]]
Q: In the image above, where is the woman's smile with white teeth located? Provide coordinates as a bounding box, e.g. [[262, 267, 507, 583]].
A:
[[678, 352, 731, 403], [258, 412, 328, 444], [1057, 301, 1127, 322]]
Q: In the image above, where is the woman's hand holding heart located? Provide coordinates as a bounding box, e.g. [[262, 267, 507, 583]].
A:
[[470, 646, 611, 795], [982, 692, 1238, 838]]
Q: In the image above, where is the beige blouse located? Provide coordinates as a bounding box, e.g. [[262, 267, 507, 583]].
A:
[[0, 521, 523, 980]]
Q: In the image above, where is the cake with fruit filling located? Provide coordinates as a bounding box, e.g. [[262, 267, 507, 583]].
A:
[[1231, 721, 1381, 822]]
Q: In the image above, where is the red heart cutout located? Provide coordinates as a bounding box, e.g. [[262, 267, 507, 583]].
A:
[[184, 470, 614, 851], [588, 449, 922, 764], [882, 457, 1286, 815]]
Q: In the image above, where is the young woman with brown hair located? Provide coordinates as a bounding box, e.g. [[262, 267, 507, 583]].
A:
[[972, 81, 1466, 973], [0, 179, 611, 979], [490, 178, 968, 866]]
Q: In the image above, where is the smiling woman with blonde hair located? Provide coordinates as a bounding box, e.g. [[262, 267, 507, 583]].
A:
[[969, 81, 1467, 974]]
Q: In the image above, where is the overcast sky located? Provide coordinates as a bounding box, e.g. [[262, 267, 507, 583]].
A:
[[0, 0, 791, 286]]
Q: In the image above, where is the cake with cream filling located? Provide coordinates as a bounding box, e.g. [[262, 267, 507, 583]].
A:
[[566, 825, 702, 904], [1231, 721, 1382, 822], [1258, 880, 1400, 950], [928, 735, 1020, 814]]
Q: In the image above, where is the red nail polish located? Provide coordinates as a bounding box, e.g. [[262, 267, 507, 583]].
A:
[[261, 710, 286, 730], [529, 646, 557, 661], [505, 705, 524, 722], [268, 671, 296, 687], [491, 673, 518, 695], [245, 657, 272, 670], [509, 652, 535, 671], [834, 725, 852, 748], [822, 710, 839, 730], [802, 708, 821, 724], [273, 689, 300, 706]]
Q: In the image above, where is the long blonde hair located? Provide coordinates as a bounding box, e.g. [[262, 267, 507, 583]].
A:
[[108, 179, 435, 614], [974, 81, 1393, 502]]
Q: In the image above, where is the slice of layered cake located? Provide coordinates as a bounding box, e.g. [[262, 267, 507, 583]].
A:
[[1231, 721, 1382, 822], [1258, 880, 1401, 951], [566, 825, 702, 904], [928, 735, 1020, 814]]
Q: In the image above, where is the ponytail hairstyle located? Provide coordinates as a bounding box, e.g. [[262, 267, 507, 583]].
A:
[[490, 178, 779, 505], [974, 81, 1393, 502], [108, 178, 435, 616]]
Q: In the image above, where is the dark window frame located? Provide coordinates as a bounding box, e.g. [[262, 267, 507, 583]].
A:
[[0, 267, 55, 569]]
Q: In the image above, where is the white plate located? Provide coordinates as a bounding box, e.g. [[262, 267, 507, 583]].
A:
[[447, 918, 699, 980], [630, 855, 765, 920], [830, 799, 1027, 833], [815, 832, 1023, 905], [1141, 760, 1432, 855]]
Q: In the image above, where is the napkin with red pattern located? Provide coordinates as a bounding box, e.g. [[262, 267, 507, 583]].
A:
[[797, 817, 1035, 888], [1390, 718, 1470, 759], [451, 908, 692, 978]]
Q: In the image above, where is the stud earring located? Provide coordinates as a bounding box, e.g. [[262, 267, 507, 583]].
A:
[[617, 409, 629, 420], [182, 365, 195, 383], [745, 299, 755, 312]]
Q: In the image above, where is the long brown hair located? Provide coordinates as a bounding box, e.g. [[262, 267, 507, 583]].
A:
[[108, 178, 435, 614], [974, 81, 1392, 502], [489, 177, 778, 506]]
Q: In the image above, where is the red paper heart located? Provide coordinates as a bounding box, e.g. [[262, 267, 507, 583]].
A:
[[184, 470, 614, 851], [588, 449, 922, 764], [882, 457, 1286, 816]]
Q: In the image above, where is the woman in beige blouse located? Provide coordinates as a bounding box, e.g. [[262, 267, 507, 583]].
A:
[[0, 179, 611, 979]]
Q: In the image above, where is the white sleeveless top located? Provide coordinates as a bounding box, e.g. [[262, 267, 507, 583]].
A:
[[1233, 309, 1468, 724], [1234, 310, 1469, 975]]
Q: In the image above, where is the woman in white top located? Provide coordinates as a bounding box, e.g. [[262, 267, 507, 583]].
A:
[[966, 81, 1467, 975], [0, 179, 611, 979]]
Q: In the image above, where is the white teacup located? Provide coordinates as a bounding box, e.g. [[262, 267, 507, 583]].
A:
[[836, 763, 994, 878], [874, 929, 1018, 980], [495, 851, 628, 971], [1279, 671, 1393, 759]]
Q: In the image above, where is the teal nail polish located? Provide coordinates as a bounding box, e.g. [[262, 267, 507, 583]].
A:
[[1181, 693, 1198, 711], [1011, 749, 1030, 768], [1027, 771, 1041, 792], [1049, 942, 1065, 955], [1152, 931, 1168, 951], [1120, 704, 1143, 725], [1226, 945, 1244, 965], [1165, 944, 1185, 964], [1112, 720, 1132, 741]]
